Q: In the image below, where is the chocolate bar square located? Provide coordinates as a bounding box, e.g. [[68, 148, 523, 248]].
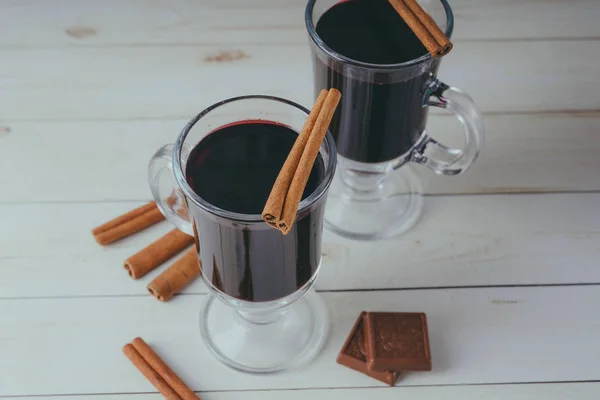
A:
[[364, 312, 431, 372], [336, 312, 400, 386]]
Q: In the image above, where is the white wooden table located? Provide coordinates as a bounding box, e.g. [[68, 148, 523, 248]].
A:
[[2, 0, 600, 398]]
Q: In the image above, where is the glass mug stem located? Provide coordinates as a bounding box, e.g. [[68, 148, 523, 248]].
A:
[[339, 158, 395, 193], [236, 308, 287, 325]]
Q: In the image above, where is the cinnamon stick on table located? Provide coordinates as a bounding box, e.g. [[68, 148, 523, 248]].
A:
[[92, 201, 165, 245], [123, 343, 181, 400], [388, 0, 452, 57], [147, 248, 200, 302], [123, 337, 200, 400], [124, 229, 194, 279], [262, 88, 341, 234]]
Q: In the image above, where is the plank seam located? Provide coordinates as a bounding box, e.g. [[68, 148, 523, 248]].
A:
[[2, 282, 600, 301], [2, 190, 600, 206], [3, 109, 600, 123], [2, 380, 600, 398], [0, 36, 598, 50]]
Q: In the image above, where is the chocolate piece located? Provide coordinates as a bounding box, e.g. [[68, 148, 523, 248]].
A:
[[364, 312, 431, 372], [336, 312, 400, 386]]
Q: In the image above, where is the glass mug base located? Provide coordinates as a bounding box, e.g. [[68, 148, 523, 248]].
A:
[[200, 289, 329, 374], [324, 157, 423, 240]]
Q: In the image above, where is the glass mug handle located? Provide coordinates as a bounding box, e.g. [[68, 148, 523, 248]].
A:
[[411, 78, 485, 176], [147, 144, 194, 235]]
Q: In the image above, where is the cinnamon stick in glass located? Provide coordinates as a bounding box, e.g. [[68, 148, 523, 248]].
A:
[[388, 0, 452, 57], [262, 88, 341, 234], [92, 201, 165, 245], [147, 248, 200, 302], [124, 229, 194, 279], [262, 89, 329, 228], [403, 0, 452, 55]]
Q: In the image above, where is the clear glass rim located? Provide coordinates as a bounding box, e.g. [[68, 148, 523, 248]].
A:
[[305, 0, 454, 71], [173, 95, 338, 223]]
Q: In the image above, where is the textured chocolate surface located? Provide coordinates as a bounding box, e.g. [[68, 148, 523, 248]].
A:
[[365, 312, 431, 372], [336, 312, 399, 386]]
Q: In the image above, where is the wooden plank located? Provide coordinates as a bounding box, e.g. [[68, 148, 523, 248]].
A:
[[422, 112, 600, 194], [2, 193, 599, 298], [1, 114, 599, 203], [2, 287, 600, 395], [0, 120, 188, 203], [3, 382, 600, 400], [0, 0, 598, 47], [0, 41, 598, 121], [0, 202, 181, 299]]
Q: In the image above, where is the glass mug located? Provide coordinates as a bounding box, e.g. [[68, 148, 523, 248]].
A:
[[306, 0, 485, 240], [148, 96, 337, 373]]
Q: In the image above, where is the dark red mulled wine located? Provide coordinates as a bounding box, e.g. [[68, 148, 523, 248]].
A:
[[185, 120, 325, 302], [314, 0, 434, 163]]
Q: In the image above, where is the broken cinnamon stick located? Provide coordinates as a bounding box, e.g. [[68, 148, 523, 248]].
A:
[[124, 229, 194, 279], [92, 201, 165, 245], [388, 0, 452, 57], [262, 88, 341, 235], [130, 337, 200, 400], [147, 248, 200, 302]]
